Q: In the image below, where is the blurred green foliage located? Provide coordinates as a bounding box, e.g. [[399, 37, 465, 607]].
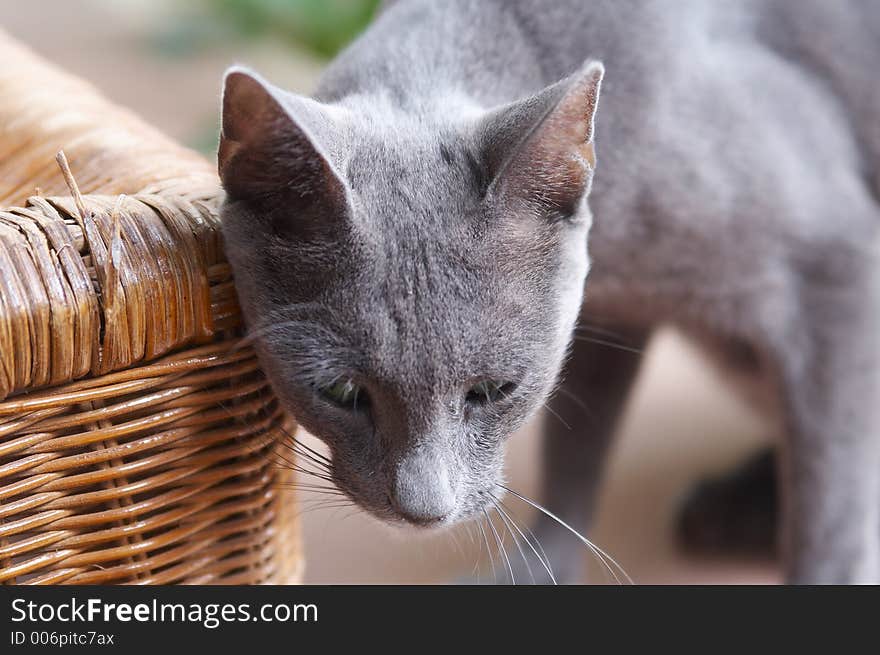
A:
[[152, 0, 382, 153], [203, 0, 380, 58]]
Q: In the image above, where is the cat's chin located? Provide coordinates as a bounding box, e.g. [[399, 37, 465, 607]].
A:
[[366, 504, 461, 530], [344, 505, 454, 533], [387, 516, 456, 533], [349, 499, 483, 533]]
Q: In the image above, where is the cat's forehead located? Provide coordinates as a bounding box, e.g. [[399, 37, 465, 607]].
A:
[[336, 122, 563, 274], [343, 117, 479, 203]]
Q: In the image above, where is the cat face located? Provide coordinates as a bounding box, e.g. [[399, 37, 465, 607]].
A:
[[219, 64, 603, 526]]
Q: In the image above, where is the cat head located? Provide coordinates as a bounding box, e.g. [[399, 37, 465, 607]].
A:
[[218, 62, 603, 527]]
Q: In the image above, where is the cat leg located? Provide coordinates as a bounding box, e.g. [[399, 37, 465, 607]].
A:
[[504, 325, 648, 584], [776, 270, 880, 584]]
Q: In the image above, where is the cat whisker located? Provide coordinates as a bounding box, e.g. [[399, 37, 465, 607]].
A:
[[492, 499, 535, 585], [293, 468, 336, 484], [574, 323, 630, 341], [209, 399, 335, 485], [294, 501, 354, 519], [293, 490, 352, 507], [289, 436, 333, 467], [446, 528, 466, 560], [287, 461, 334, 481], [477, 516, 497, 585], [273, 422, 334, 468], [274, 482, 340, 492], [571, 334, 643, 355], [484, 508, 515, 584], [278, 428, 332, 482], [554, 386, 597, 425], [517, 515, 553, 576], [338, 507, 363, 523], [273, 482, 345, 495], [277, 440, 332, 473], [499, 484, 633, 585], [211, 402, 343, 509], [506, 501, 558, 585], [541, 401, 571, 430], [497, 499, 559, 585], [463, 522, 476, 549], [497, 383, 572, 433], [268, 451, 336, 484], [291, 455, 331, 476], [468, 523, 482, 581]]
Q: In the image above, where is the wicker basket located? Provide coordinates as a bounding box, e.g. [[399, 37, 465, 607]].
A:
[[0, 34, 302, 584]]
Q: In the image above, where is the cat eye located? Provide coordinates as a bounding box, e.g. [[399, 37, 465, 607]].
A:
[[318, 378, 368, 410], [465, 380, 516, 405]]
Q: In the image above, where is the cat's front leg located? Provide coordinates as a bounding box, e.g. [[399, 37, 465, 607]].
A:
[[505, 324, 648, 585], [776, 268, 880, 584]]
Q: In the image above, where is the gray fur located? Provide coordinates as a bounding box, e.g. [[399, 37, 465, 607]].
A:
[[219, 0, 880, 582]]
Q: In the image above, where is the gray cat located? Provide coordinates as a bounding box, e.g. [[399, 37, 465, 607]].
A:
[[218, 0, 880, 584]]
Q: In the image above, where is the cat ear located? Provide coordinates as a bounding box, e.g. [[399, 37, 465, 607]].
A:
[[219, 67, 349, 219], [478, 61, 604, 216]]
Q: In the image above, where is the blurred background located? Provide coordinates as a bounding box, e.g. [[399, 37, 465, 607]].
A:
[[1, 0, 779, 584]]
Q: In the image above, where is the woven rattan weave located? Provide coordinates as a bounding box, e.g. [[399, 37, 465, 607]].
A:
[[0, 33, 301, 584]]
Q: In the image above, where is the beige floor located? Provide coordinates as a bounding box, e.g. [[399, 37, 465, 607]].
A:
[[2, 1, 781, 584]]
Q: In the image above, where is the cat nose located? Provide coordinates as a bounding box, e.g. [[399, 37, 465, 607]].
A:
[[390, 451, 456, 525]]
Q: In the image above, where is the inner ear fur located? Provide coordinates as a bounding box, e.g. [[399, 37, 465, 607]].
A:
[[480, 61, 604, 216]]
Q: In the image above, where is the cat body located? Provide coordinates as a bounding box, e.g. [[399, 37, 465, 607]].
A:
[[219, 0, 880, 583]]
